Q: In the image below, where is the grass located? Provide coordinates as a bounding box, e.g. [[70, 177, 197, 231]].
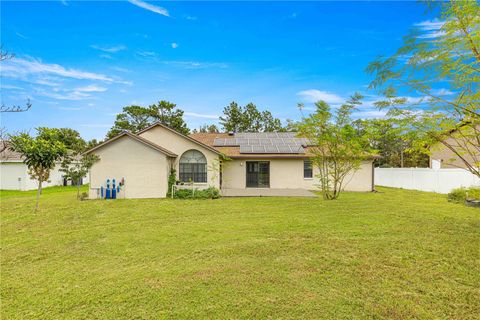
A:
[[1, 186, 479, 319]]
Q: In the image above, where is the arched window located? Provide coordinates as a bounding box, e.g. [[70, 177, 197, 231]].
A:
[[179, 150, 207, 183]]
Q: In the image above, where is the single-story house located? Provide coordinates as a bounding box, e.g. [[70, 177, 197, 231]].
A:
[[86, 122, 375, 199], [0, 147, 89, 190]]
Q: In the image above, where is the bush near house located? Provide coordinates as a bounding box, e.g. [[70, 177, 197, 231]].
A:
[[174, 186, 221, 199], [448, 187, 480, 204]]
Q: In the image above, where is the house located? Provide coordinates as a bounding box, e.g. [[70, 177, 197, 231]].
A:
[[0, 146, 89, 190], [86, 122, 375, 199], [429, 124, 480, 170]]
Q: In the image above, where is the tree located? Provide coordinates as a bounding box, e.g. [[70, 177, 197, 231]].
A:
[[297, 94, 374, 200], [107, 101, 189, 138], [353, 118, 429, 168], [38, 127, 86, 151], [60, 154, 99, 200], [85, 139, 102, 150], [219, 102, 244, 132], [194, 124, 219, 133], [149, 100, 190, 135], [48, 128, 98, 200], [366, 0, 480, 176], [107, 105, 154, 138], [9, 128, 67, 211], [219, 102, 284, 132]]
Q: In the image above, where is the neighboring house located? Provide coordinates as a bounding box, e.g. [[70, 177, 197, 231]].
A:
[[86, 122, 375, 199], [429, 125, 480, 170], [1, 148, 62, 190], [0, 146, 89, 191]]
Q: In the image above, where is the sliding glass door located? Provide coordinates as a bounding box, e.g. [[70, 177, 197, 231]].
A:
[[246, 161, 270, 188]]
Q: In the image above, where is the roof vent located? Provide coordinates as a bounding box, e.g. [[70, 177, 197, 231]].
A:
[[228, 131, 234, 136]]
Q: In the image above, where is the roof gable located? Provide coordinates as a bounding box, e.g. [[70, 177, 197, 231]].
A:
[[85, 131, 177, 157], [137, 122, 223, 155]]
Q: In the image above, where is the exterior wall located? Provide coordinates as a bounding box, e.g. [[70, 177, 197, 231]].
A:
[[0, 162, 27, 190], [222, 158, 373, 192], [89, 136, 169, 199], [375, 167, 480, 194], [0, 162, 82, 191], [430, 133, 479, 169], [139, 126, 220, 189]]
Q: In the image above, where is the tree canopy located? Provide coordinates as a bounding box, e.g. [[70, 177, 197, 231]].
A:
[[219, 102, 284, 132], [107, 101, 189, 138], [367, 0, 480, 175], [353, 118, 429, 168]]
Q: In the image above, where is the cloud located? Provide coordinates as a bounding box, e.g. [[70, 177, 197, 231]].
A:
[[135, 52, 228, 69], [111, 66, 131, 73], [297, 89, 344, 104], [162, 60, 228, 69], [90, 45, 126, 53], [33, 88, 90, 101], [100, 54, 113, 59], [431, 88, 454, 96], [184, 15, 197, 20], [60, 0, 68, 6], [75, 85, 107, 93], [136, 50, 156, 57], [171, 42, 178, 49], [2, 57, 116, 82], [128, 0, 169, 17], [414, 19, 446, 39], [16, 32, 28, 39], [0, 84, 24, 90], [184, 112, 219, 119]]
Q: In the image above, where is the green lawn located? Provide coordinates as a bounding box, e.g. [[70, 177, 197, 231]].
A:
[[1, 186, 479, 319]]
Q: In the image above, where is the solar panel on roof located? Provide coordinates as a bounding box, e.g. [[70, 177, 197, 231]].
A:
[[224, 132, 308, 154], [224, 138, 238, 146], [276, 145, 292, 153], [252, 145, 265, 153], [213, 138, 225, 146], [239, 145, 252, 153], [264, 145, 278, 153]]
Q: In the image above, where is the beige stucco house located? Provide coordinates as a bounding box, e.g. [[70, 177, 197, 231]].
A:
[[86, 122, 375, 199]]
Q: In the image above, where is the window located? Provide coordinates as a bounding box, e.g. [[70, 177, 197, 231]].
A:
[[304, 159, 313, 178], [179, 150, 207, 183]]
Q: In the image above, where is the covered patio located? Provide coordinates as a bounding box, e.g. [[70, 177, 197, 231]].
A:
[[221, 188, 317, 197]]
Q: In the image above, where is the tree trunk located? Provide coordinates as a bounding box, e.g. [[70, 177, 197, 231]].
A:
[[77, 181, 80, 200], [35, 178, 42, 212]]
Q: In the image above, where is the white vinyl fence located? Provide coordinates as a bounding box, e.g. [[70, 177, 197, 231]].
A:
[[374, 167, 480, 194]]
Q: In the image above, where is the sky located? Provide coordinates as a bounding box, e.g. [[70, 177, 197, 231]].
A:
[[1, 0, 442, 140]]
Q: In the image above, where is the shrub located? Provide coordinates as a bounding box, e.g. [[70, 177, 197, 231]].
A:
[[448, 187, 480, 203], [173, 187, 221, 199], [166, 169, 176, 198]]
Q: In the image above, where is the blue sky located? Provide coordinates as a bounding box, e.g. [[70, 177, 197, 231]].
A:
[[1, 1, 441, 140]]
